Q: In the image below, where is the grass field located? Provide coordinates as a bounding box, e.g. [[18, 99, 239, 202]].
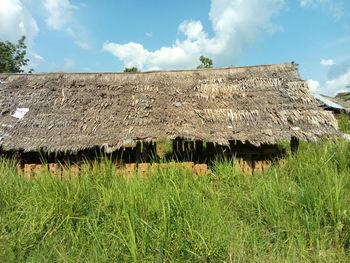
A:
[[339, 112, 350, 133], [0, 140, 350, 262]]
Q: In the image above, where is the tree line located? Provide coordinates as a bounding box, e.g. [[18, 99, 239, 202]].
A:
[[0, 36, 32, 73]]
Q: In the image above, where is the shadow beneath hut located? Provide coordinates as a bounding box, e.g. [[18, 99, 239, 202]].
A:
[[0, 139, 288, 175]]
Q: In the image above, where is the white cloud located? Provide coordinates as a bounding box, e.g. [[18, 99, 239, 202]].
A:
[[145, 32, 153, 38], [300, 0, 344, 20], [103, 0, 285, 70], [320, 58, 336, 66], [31, 52, 44, 61], [300, 0, 312, 7], [307, 79, 321, 93], [42, 0, 89, 49], [62, 58, 75, 72], [324, 68, 350, 95], [0, 0, 44, 71], [43, 0, 76, 31], [25, 51, 45, 71], [178, 21, 207, 41], [0, 0, 39, 42], [75, 40, 89, 49], [325, 36, 350, 49]]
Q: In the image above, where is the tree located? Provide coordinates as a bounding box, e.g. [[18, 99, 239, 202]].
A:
[[124, 67, 139, 73], [0, 36, 32, 73], [197, 55, 213, 69]]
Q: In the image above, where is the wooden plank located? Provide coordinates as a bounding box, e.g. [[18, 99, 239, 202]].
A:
[[291, 136, 299, 154]]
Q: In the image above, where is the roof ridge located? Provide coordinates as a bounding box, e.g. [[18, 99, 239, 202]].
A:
[[0, 62, 295, 76]]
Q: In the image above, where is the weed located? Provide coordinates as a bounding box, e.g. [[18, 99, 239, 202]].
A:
[[0, 140, 349, 262]]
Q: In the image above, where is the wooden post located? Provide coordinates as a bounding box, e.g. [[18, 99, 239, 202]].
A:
[[189, 141, 195, 151], [229, 140, 236, 155], [123, 147, 132, 163], [141, 142, 151, 162], [177, 139, 183, 154], [206, 142, 214, 154], [245, 154, 254, 175], [206, 142, 214, 162], [184, 141, 189, 152], [149, 142, 157, 160], [189, 141, 194, 160], [290, 136, 299, 154], [135, 141, 142, 163], [215, 144, 224, 156], [172, 140, 177, 156], [183, 141, 190, 161], [183, 141, 195, 161], [195, 141, 203, 161], [173, 138, 184, 161]]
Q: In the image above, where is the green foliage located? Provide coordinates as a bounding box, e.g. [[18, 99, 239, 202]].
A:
[[197, 56, 213, 69], [338, 111, 350, 133], [124, 67, 139, 73], [1, 140, 350, 262], [339, 92, 350, 101], [336, 87, 350, 101], [0, 36, 32, 73]]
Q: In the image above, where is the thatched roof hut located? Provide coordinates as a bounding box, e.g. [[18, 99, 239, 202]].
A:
[[0, 62, 338, 153]]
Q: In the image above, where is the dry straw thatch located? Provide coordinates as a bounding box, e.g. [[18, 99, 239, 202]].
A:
[[0, 62, 338, 153]]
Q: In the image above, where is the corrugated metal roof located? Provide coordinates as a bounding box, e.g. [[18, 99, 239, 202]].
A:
[[312, 93, 344, 110]]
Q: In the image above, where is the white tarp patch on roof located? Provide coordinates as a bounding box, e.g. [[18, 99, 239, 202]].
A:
[[11, 108, 29, 119], [312, 94, 344, 110], [0, 80, 7, 84], [0, 136, 3, 142]]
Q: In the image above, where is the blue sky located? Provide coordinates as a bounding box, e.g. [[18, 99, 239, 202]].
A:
[[0, 0, 349, 95]]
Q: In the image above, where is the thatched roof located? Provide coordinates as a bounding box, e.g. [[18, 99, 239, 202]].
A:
[[0, 62, 338, 152]]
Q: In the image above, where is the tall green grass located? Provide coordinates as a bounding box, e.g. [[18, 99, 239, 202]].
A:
[[338, 112, 350, 133], [0, 140, 349, 262]]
